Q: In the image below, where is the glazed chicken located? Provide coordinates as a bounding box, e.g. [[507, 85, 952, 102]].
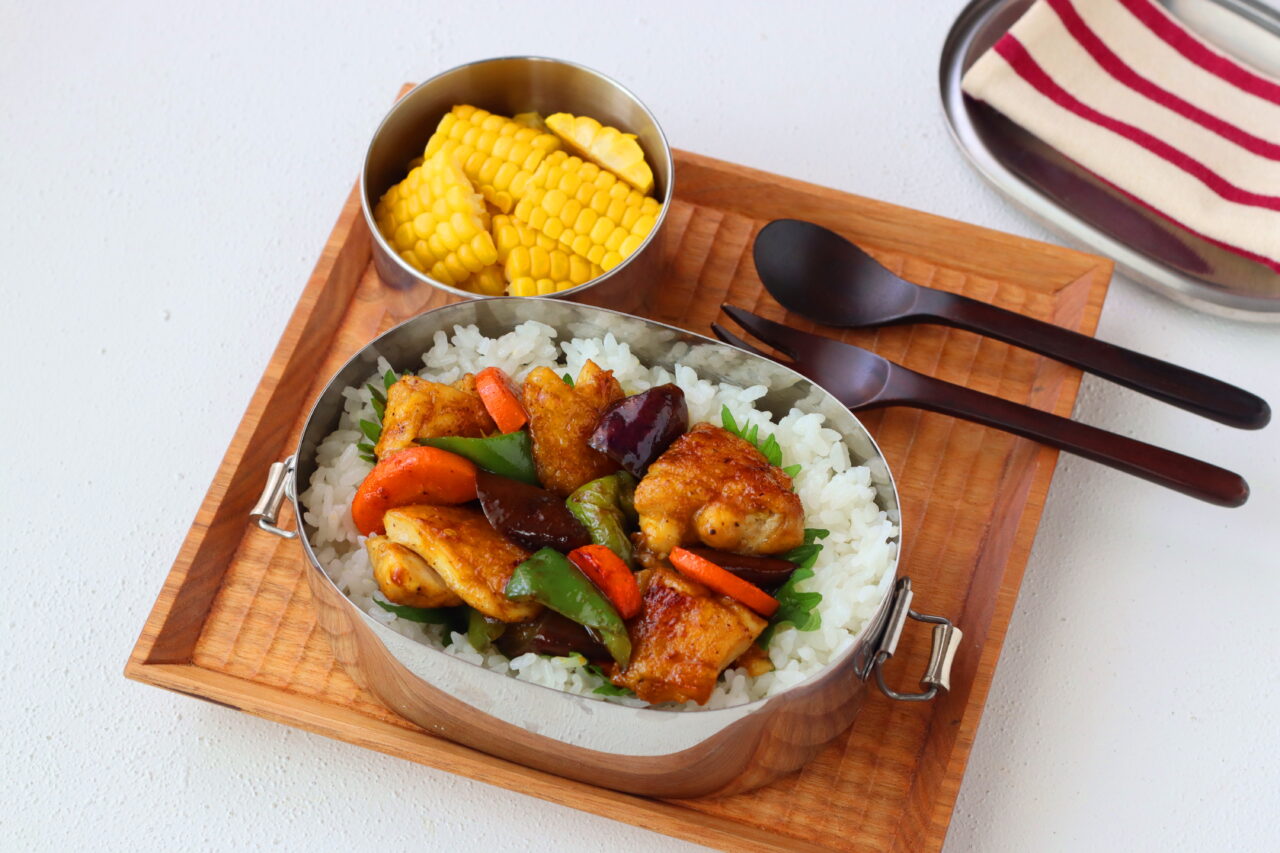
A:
[[611, 566, 767, 704], [382, 505, 541, 623], [366, 535, 463, 608], [374, 373, 495, 459], [522, 360, 623, 496], [633, 423, 805, 561]]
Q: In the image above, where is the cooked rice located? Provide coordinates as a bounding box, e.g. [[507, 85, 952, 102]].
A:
[[299, 321, 897, 710]]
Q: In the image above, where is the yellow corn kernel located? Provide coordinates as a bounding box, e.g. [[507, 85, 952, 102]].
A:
[[545, 112, 655, 195], [508, 245, 532, 278], [630, 214, 656, 237], [618, 234, 644, 256], [509, 277, 538, 297], [541, 188, 568, 217], [604, 225, 627, 253], [548, 250, 569, 282], [605, 197, 627, 223], [588, 217, 614, 244], [512, 111, 548, 131], [559, 199, 582, 227], [568, 254, 594, 284], [463, 264, 507, 296], [536, 278, 557, 295], [400, 250, 424, 272]]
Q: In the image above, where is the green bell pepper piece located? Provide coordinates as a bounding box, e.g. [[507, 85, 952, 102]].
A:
[[467, 607, 507, 650], [504, 548, 631, 667], [565, 472, 639, 568], [418, 431, 538, 485]]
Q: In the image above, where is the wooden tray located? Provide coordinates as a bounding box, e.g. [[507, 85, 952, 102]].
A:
[[126, 146, 1111, 852]]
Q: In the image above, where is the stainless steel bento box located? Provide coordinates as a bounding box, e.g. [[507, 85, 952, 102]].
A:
[[251, 299, 960, 798], [361, 57, 674, 315]]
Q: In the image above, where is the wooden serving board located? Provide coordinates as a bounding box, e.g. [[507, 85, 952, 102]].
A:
[[126, 142, 1110, 852]]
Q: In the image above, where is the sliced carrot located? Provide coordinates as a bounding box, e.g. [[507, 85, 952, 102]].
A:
[[475, 366, 529, 434], [668, 547, 779, 618], [568, 544, 642, 620], [351, 446, 478, 536]]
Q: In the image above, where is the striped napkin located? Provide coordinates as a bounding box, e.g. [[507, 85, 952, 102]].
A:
[[962, 0, 1280, 272]]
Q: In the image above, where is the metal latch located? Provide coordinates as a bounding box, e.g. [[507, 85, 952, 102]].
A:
[[870, 577, 962, 702], [249, 455, 298, 539]]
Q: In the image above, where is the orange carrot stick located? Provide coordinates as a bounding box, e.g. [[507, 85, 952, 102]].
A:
[[568, 544, 642, 620], [668, 547, 779, 618], [351, 446, 478, 536], [475, 366, 529, 434]]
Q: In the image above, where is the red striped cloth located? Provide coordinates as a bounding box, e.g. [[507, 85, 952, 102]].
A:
[[962, 0, 1280, 272]]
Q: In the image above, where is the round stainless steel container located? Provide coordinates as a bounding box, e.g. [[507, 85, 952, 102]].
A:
[[361, 57, 674, 314], [251, 299, 959, 797]]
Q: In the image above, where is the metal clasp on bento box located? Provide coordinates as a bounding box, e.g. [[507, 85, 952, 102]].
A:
[[250, 456, 297, 539], [870, 577, 962, 702]]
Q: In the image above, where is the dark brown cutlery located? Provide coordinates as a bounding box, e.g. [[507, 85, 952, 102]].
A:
[[753, 219, 1270, 430], [713, 304, 1249, 507]]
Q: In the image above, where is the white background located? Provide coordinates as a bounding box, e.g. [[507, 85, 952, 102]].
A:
[[3, 1, 1277, 850]]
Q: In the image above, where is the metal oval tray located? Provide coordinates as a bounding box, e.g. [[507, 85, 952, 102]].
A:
[[941, 0, 1280, 321]]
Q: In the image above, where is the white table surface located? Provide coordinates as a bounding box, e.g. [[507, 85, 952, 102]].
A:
[[4, 1, 1277, 850]]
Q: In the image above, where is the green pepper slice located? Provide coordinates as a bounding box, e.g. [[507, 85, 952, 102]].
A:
[[504, 548, 631, 667], [418, 431, 538, 485], [467, 607, 507, 650], [565, 472, 639, 568]]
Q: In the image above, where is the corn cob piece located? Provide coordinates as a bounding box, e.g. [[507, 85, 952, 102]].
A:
[[423, 105, 561, 213], [545, 112, 654, 196], [492, 214, 602, 293], [512, 111, 548, 132], [508, 277, 562, 297], [512, 151, 661, 272], [373, 151, 498, 287], [463, 264, 508, 296]]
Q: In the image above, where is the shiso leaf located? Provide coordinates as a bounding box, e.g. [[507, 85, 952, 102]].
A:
[[759, 528, 829, 647], [371, 593, 452, 624], [720, 404, 739, 436], [359, 419, 382, 443], [585, 663, 634, 696], [366, 384, 387, 420], [384, 369, 397, 390], [562, 372, 574, 386], [720, 404, 800, 477], [759, 433, 782, 467]]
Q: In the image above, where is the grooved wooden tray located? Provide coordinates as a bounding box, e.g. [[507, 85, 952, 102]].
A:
[[126, 146, 1111, 853]]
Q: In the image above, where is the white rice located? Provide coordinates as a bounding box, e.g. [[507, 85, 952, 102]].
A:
[[299, 321, 898, 710]]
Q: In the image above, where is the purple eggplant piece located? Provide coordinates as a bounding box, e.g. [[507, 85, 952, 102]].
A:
[[588, 384, 688, 477], [495, 610, 610, 661], [475, 470, 591, 553], [683, 547, 797, 591]]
